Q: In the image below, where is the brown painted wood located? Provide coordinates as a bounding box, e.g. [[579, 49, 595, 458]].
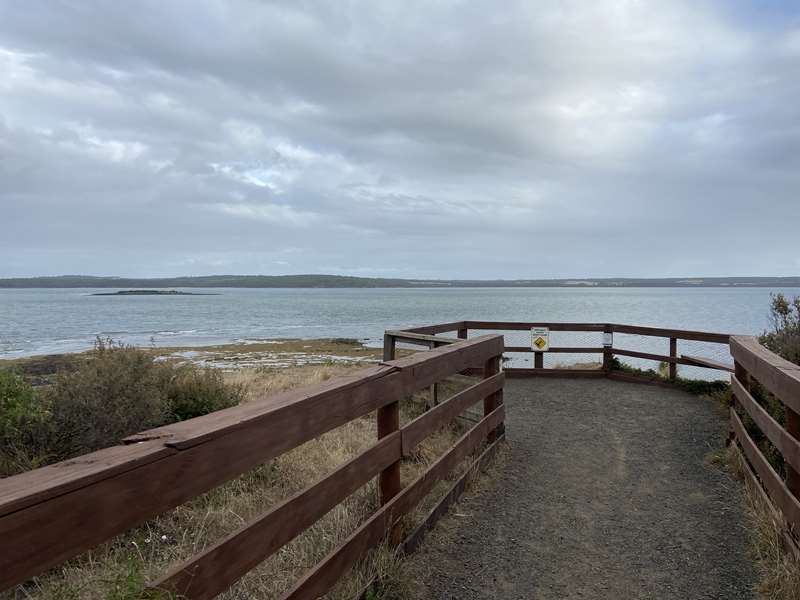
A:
[[150, 433, 402, 600], [602, 324, 613, 371], [383, 333, 396, 361], [669, 337, 677, 380], [732, 444, 800, 560], [280, 406, 505, 600], [0, 336, 505, 590], [402, 373, 504, 453], [457, 327, 468, 339], [730, 336, 800, 415], [505, 368, 605, 378], [482, 356, 501, 442], [787, 407, 800, 501], [0, 439, 174, 517], [534, 352, 544, 368], [404, 321, 466, 335], [731, 408, 800, 527], [504, 346, 606, 353], [611, 347, 713, 367], [609, 323, 731, 343], [466, 321, 607, 332], [402, 433, 505, 554], [378, 403, 401, 506], [681, 354, 734, 373], [384, 330, 460, 347], [732, 376, 800, 475]]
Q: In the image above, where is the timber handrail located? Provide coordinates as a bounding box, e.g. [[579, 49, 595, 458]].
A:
[[0, 334, 506, 598], [390, 320, 734, 379], [729, 335, 800, 552]]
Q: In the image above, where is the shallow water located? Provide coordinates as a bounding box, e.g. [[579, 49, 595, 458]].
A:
[[2, 286, 798, 378]]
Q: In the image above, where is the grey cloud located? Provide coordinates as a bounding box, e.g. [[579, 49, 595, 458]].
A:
[[1, 1, 799, 278]]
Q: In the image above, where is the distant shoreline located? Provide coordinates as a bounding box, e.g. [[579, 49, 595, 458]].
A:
[[2, 274, 800, 289]]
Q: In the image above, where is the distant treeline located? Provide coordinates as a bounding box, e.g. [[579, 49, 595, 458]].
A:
[[1, 275, 800, 288]]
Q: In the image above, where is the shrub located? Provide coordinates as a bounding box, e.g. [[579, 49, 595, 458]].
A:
[[2, 339, 245, 476], [167, 366, 243, 421], [760, 293, 800, 365], [43, 340, 174, 459], [0, 370, 52, 475]]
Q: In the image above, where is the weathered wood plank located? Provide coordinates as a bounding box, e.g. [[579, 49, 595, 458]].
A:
[[732, 376, 800, 475], [0, 334, 505, 591], [466, 321, 607, 332], [504, 368, 604, 378], [504, 346, 606, 353], [384, 330, 461, 346], [403, 321, 466, 335], [681, 354, 734, 373], [0, 440, 174, 517], [150, 433, 401, 599], [403, 432, 505, 554], [730, 336, 800, 414], [731, 408, 800, 527], [610, 323, 731, 343], [401, 373, 504, 454], [280, 406, 505, 600]]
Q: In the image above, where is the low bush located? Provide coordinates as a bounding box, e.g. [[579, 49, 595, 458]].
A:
[[0, 339, 245, 477], [760, 293, 800, 365], [166, 366, 242, 421]]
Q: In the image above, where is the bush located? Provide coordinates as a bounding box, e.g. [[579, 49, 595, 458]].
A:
[[0, 370, 52, 475], [167, 366, 243, 421], [43, 340, 175, 459], [760, 293, 800, 365], [1, 339, 245, 476]]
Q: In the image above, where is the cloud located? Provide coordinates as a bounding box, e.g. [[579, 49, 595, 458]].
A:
[[0, 0, 798, 278]]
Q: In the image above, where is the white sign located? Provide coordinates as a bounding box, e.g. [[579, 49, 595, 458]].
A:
[[603, 331, 613, 347], [531, 327, 549, 351]]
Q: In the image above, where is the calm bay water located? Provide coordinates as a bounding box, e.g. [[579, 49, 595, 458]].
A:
[[2, 287, 798, 362]]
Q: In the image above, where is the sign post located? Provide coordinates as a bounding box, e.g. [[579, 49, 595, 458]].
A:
[[531, 327, 549, 368]]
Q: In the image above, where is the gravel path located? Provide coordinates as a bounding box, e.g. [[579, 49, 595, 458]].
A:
[[407, 377, 756, 599]]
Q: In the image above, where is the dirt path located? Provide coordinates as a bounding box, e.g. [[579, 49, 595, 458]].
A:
[[407, 377, 756, 599]]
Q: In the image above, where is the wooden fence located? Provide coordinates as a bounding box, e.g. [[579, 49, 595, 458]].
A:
[[0, 334, 506, 598], [729, 335, 800, 555], [398, 320, 733, 378], [4, 320, 799, 597], [395, 321, 799, 553]]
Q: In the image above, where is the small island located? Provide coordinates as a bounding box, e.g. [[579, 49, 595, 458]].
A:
[[91, 290, 219, 296]]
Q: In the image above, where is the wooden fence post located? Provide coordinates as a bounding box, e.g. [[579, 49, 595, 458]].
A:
[[534, 352, 544, 369], [787, 408, 800, 500], [457, 327, 468, 340], [669, 337, 677, 380], [379, 334, 401, 506], [730, 360, 748, 445], [602, 325, 613, 372], [428, 341, 438, 408], [483, 354, 502, 442]]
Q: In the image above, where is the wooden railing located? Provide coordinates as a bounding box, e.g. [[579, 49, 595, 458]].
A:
[[0, 334, 506, 598], [729, 336, 800, 553], [399, 320, 733, 379]]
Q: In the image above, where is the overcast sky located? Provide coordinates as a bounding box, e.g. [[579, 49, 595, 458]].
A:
[[1, 1, 799, 279]]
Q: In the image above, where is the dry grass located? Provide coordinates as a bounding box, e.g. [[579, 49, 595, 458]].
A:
[[726, 445, 800, 600], [3, 365, 489, 600]]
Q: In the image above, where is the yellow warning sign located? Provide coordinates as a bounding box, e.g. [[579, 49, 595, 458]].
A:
[[531, 327, 550, 351]]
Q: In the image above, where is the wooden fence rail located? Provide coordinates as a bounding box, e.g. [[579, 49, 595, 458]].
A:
[[0, 334, 506, 598], [729, 335, 800, 553], [391, 321, 734, 380]]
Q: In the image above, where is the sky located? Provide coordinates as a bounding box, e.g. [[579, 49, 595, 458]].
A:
[[1, 1, 799, 280]]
